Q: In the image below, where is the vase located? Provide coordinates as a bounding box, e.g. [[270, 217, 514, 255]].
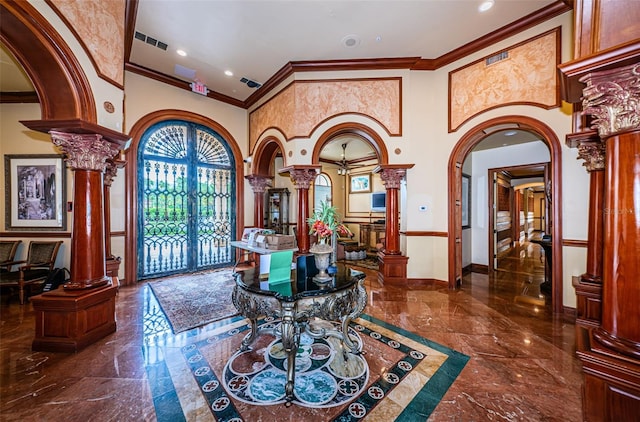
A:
[[310, 243, 333, 286]]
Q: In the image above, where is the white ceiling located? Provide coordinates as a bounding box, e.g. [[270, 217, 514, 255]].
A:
[[1, 0, 560, 161]]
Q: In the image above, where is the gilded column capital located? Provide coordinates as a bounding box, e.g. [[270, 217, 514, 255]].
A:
[[576, 141, 606, 172], [245, 174, 273, 193], [581, 63, 640, 138], [280, 166, 320, 189], [50, 131, 121, 172], [378, 168, 406, 189]]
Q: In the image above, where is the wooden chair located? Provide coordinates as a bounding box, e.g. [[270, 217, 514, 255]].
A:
[[0, 240, 62, 304], [0, 240, 22, 273]]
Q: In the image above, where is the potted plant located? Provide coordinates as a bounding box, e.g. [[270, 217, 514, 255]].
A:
[[307, 201, 351, 284]]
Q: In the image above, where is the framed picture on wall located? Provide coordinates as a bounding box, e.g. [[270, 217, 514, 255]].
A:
[[349, 173, 371, 193], [462, 173, 471, 229], [4, 154, 67, 231]]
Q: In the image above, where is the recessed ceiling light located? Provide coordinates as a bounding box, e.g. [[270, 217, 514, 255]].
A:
[[504, 130, 518, 136], [478, 0, 494, 12], [176, 49, 187, 57], [224, 70, 234, 77]]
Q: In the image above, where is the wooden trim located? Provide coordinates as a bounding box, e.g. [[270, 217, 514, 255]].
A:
[[418, 1, 570, 70], [470, 263, 489, 274], [0, 91, 39, 103], [45, 0, 124, 89], [125, 62, 245, 109], [110, 230, 125, 237], [0, 231, 70, 238], [124, 0, 138, 63], [125, 110, 245, 284], [401, 231, 447, 237], [563, 239, 588, 247], [1, 0, 96, 122], [311, 122, 390, 168], [394, 278, 448, 288], [447, 115, 564, 314]]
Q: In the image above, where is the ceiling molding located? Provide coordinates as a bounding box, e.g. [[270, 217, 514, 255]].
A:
[[124, 0, 138, 64], [123, 0, 573, 110]]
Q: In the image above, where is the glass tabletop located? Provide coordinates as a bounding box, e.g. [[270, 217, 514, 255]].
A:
[[234, 262, 365, 300]]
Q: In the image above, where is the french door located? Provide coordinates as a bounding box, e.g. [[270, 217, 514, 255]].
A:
[[137, 121, 235, 279]]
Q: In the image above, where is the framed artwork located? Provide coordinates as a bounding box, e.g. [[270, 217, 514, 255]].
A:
[[461, 173, 471, 229], [4, 154, 67, 231], [349, 173, 371, 194]]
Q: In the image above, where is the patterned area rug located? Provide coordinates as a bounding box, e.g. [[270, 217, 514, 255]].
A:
[[147, 269, 238, 334], [343, 258, 379, 271]]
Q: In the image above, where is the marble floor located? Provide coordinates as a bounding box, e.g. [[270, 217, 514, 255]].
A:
[[0, 240, 583, 421]]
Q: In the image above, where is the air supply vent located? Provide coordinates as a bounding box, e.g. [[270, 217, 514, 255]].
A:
[[240, 77, 262, 89], [134, 31, 168, 51], [486, 51, 508, 66]]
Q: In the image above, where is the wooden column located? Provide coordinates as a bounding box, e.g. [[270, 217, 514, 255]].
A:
[[567, 133, 606, 346], [246, 174, 272, 228], [279, 166, 319, 254], [50, 131, 121, 289], [373, 164, 413, 284]]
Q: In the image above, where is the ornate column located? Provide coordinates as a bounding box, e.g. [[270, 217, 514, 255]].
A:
[[582, 63, 640, 358], [373, 164, 414, 284], [103, 155, 126, 278], [567, 133, 606, 345], [50, 131, 121, 289], [245, 174, 273, 228], [279, 166, 320, 254]]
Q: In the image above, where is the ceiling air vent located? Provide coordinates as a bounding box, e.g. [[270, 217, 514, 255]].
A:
[[134, 31, 168, 51], [486, 51, 508, 66], [240, 77, 262, 89]]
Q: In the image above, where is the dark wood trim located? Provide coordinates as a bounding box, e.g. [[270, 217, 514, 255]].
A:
[[44, 0, 124, 90], [401, 231, 448, 237], [0, 91, 39, 103], [558, 39, 640, 103], [124, 0, 138, 63], [20, 118, 130, 145], [0, 231, 71, 238], [125, 110, 245, 284], [311, 122, 390, 168], [448, 115, 564, 314], [419, 2, 570, 70], [125, 62, 245, 108], [563, 239, 588, 247], [110, 230, 125, 237], [1, 0, 96, 122], [470, 263, 489, 274], [395, 278, 448, 288]]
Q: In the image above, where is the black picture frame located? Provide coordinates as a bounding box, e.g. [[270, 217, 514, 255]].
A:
[[4, 154, 67, 231]]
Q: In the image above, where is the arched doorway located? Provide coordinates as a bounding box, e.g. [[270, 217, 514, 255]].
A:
[[126, 110, 244, 283], [137, 120, 236, 279], [448, 115, 563, 313]]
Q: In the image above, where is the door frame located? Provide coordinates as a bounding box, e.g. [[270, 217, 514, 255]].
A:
[[125, 110, 244, 283], [447, 115, 564, 313]]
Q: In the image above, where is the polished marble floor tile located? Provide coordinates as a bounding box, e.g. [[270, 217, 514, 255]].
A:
[[0, 241, 583, 421]]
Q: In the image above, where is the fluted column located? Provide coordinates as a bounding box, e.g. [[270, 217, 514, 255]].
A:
[[245, 174, 273, 228], [50, 131, 121, 290], [581, 63, 640, 358], [279, 166, 320, 254]]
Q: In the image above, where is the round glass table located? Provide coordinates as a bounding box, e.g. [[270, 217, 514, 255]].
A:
[[232, 262, 367, 404]]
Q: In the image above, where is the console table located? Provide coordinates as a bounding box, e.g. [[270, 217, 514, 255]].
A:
[[232, 262, 366, 404]]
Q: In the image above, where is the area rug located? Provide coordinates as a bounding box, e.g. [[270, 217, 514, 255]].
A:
[[147, 269, 238, 334], [344, 258, 379, 271], [144, 313, 470, 421]]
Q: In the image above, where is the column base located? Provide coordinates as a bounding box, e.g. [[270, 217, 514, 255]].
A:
[[572, 275, 602, 332], [377, 251, 409, 285], [578, 330, 640, 421], [63, 276, 110, 290], [31, 279, 117, 353]]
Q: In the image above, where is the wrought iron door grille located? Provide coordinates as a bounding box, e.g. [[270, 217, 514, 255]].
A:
[[138, 121, 235, 279]]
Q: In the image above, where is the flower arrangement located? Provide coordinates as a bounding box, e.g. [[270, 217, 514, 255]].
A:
[[307, 201, 351, 251]]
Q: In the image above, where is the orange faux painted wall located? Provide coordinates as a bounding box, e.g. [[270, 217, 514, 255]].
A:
[[249, 78, 401, 150], [50, 0, 125, 86]]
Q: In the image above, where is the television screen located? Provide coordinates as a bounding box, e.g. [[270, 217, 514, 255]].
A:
[[371, 191, 386, 212]]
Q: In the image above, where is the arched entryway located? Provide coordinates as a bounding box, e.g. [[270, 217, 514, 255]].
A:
[[126, 110, 244, 283], [448, 115, 564, 313]]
